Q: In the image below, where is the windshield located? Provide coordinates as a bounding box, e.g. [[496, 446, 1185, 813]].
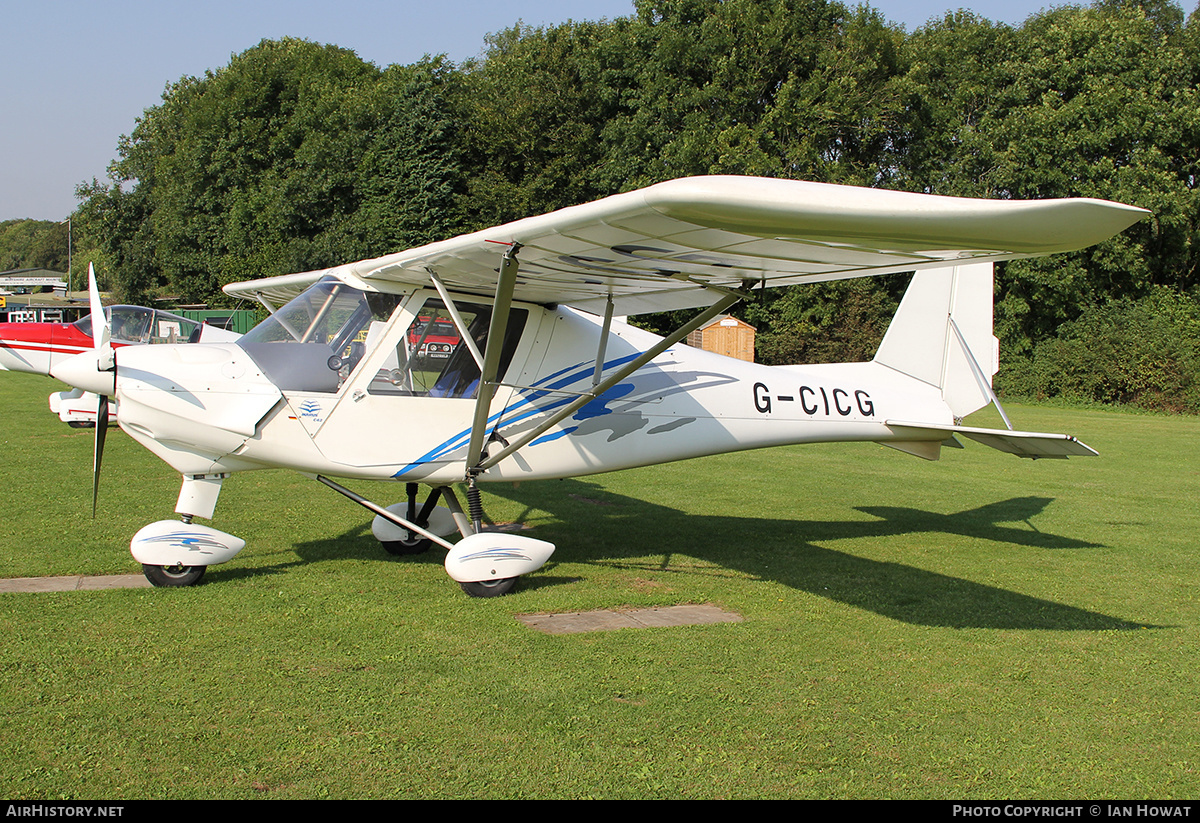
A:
[[73, 306, 201, 344], [238, 277, 403, 393]]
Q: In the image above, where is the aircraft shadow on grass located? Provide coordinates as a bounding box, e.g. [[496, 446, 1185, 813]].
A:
[[283, 478, 1149, 632]]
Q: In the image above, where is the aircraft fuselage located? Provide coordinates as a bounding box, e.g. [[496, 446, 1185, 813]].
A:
[[112, 283, 952, 488]]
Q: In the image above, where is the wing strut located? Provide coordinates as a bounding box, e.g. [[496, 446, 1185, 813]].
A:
[[429, 271, 485, 371], [315, 475, 459, 549], [465, 243, 522, 472], [475, 289, 743, 473], [592, 296, 615, 387], [249, 292, 308, 342]]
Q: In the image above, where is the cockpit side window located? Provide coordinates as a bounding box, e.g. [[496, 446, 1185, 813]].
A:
[[72, 307, 201, 345], [109, 307, 153, 344], [73, 306, 153, 344], [367, 298, 528, 400], [148, 312, 201, 344]]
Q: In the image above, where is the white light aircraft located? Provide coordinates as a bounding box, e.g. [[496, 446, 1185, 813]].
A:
[[53, 176, 1146, 594]]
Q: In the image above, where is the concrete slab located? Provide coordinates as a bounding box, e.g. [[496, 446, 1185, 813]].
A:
[[515, 603, 743, 634], [79, 574, 152, 590], [0, 574, 151, 593]]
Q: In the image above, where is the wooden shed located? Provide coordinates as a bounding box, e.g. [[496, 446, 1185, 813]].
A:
[[686, 314, 756, 362]]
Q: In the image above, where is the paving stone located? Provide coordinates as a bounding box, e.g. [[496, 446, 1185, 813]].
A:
[[515, 603, 742, 634], [0, 574, 151, 593]]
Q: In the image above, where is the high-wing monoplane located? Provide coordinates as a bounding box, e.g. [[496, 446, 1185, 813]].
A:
[[53, 177, 1147, 594], [0, 265, 241, 426]]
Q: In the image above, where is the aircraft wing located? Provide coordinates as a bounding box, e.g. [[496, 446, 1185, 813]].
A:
[[885, 421, 1099, 459], [223, 268, 334, 307], [225, 176, 1147, 315]]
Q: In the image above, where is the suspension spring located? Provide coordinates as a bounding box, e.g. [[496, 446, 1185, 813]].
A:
[[467, 476, 484, 532]]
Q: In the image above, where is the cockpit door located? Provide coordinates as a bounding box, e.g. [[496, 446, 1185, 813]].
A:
[[301, 290, 544, 480]]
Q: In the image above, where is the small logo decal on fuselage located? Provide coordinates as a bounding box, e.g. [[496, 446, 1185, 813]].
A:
[[298, 399, 323, 421]]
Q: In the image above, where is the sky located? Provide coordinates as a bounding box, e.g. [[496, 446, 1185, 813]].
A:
[[3, 0, 1066, 223]]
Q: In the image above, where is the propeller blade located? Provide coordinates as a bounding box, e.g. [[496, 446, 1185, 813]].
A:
[[88, 264, 110, 351], [92, 393, 109, 518], [87, 264, 113, 518]]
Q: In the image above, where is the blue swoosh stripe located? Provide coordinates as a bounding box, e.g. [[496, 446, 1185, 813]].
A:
[[391, 351, 646, 476]]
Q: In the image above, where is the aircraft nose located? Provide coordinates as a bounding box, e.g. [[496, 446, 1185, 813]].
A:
[[50, 349, 116, 395], [115, 343, 282, 439]]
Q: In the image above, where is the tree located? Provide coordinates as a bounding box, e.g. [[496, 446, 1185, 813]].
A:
[[82, 39, 386, 303], [456, 18, 628, 227], [903, 2, 1200, 355], [349, 58, 470, 254], [1, 219, 65, 272], [595, 0, 911, 188]]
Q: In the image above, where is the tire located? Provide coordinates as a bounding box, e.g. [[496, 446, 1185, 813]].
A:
[[142, 563, 206, 587], [459, 577, 518, 598], [67, 421, 95, 429], [381, 534, 432, 555]]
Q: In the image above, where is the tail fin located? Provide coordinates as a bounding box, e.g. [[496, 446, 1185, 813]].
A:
[[873, 262, 1098, 460], [874, 262, 999, 421]]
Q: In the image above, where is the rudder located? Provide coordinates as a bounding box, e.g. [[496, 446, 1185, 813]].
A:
[[873, 262, 999, 420]]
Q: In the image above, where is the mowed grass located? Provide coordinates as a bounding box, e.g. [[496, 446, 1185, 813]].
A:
[[1, 369, 1198, 799]]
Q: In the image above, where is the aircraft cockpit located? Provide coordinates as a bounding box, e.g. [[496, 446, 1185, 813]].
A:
[[74, 305, 203, 345], [236, 276, 527, 399]]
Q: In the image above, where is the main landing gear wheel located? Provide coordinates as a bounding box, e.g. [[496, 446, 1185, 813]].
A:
[[142, 563, 206, 587], [380, 533, 432, 555], [459, 577, 519, 598]]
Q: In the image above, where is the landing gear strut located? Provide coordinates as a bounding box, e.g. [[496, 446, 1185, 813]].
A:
[[316, 475, 555, 598], [378, 484, 441, 555]]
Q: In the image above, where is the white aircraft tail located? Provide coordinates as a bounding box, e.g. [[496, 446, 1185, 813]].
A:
[[874, 262, 999, 421], [872, 262, 1097, 459]]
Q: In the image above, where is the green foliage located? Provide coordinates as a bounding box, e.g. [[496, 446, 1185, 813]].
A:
[[351, 59, 468, 254], [905, 2, 1200, 355], [453, 0, 914, 228], [998, 287, 1200, 412], [597, 0, 912, 188], [743, 276, 906, 365], [65, 1, 1200, 410], [0, 219, 68, 272], [456, 19, 624, 227], [137, 39, 381, 301], [81, 40, 466, 305]]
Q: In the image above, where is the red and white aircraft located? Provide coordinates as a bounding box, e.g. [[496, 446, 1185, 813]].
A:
[[0, 266, 240, 425]]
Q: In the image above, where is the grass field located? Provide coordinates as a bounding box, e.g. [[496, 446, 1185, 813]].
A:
[[1, 369, 1198, 799]]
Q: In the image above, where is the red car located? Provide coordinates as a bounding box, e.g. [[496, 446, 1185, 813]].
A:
[[407, 315, 461, 366]]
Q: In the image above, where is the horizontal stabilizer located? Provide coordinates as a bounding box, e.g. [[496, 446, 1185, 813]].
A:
[[884, 420, 1098, 459]]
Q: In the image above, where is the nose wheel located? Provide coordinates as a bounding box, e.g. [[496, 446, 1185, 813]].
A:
[[142, 563, 207, 587], [459, 577, 519, 598], [131, 517, 243, 587]]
